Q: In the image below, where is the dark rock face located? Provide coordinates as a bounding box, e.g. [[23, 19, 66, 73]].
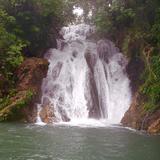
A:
[[58, 107, 71, 122], [0, 74, 10, 97], [0, 75, 6, 97], [85, 51, 101, 119], [121, 93, 160, 134], [87, 71, 101, 119], [52, 62, 63, 81], [126, 57, 145, 94], [85, 51, 97, 71], [97, 39, 119, 63]]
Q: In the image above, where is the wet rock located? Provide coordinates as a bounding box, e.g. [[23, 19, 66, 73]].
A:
[[72, 50, 78, 58], [61, 113, 70, 122], [85, 52, 101, 119], [122, 93, 160, 134], [39, 105, 55, 124], [126, 57, 145, 94], [148, 118, 160, 134], [97, 39, 117, 63], [42, 97, 50, 106], [52, 62, 63, 80], [87, 72, 101, 119], [121, 93, 145, 130], [85, 51, 97, 72], [58, 107, 70, 122]]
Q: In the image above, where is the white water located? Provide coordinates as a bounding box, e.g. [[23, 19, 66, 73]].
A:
[[37, 24, 132, 125]]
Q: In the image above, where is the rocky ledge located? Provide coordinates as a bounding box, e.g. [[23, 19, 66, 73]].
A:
[[121, 93, 160, 134], [0, 58, 49, 123]]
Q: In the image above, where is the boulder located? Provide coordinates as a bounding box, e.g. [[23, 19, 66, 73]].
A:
[[39, 105, 55, 124], [121, 93, 145, 130], [148, 118, 160, 134], [122, 93, 160, 134]]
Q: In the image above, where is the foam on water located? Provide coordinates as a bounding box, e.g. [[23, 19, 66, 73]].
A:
[[55, 119, 110, 128]]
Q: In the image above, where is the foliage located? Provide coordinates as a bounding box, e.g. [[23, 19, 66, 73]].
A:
[[0, 90, 34, 121], [0, 0, 66, 55], [0, 9, 26, 79], [0, 0, 69, 98], [141, 5, 160, 111], [141, 55, 160, 111], [0, 96, 10, 111], [94, 1, 135, 37], [151, 9, 160, 47]]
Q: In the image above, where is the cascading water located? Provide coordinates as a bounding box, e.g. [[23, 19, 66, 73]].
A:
[[37, 23, 132, 125]]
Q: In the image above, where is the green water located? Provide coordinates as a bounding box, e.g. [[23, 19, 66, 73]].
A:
[[0, 123, 160, 160]]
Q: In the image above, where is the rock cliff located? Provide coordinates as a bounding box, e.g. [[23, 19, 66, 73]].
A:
[[121, 93, 160, 134], [0, 58, 49, 122]]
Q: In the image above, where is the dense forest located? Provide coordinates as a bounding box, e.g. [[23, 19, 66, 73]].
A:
[[0, 0, 159, 132]]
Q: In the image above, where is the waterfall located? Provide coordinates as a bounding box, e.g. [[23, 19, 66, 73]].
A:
[[37, 24, 132, 125]]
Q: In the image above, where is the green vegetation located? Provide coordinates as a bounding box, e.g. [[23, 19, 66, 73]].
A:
[[0, 90, 34, 121], [94, 2, 135, 37], [0, 0, 69, 97], [0, 8, 25, 80], [94, 0, 160, 111]]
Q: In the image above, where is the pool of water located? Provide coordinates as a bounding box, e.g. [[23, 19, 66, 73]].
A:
[[0, 123, 160, 160]]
